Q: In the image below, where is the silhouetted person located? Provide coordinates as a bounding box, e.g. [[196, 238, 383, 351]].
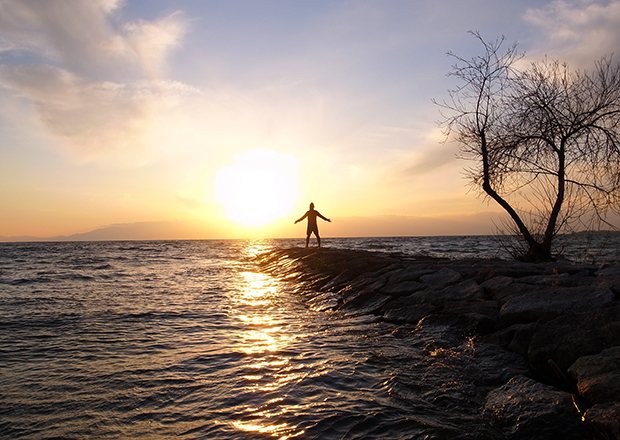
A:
[[295, 202, 331, 248]]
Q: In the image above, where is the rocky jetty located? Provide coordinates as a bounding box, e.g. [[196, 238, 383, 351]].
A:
[[255, 247, 620, 440]]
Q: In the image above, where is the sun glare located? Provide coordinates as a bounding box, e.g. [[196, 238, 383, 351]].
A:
[[214, 149, 298, 226]]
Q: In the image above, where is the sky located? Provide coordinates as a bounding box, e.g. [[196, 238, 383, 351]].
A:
[[1, 0, 620, 240]]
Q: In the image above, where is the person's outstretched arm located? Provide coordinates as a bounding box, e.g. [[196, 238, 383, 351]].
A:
[[295, 212, 309, 224], [316, 211, 331, 222]]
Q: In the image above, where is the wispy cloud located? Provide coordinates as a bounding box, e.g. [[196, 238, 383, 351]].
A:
[[525, 0, 620, 65], [0, 0, 189, 162]]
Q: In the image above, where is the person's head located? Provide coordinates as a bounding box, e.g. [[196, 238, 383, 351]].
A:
[[309, 202, 314, 210]]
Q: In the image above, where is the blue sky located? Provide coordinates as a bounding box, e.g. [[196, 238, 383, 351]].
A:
[[1, 0, 619, 239]]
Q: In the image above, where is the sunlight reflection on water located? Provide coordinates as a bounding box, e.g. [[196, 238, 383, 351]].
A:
[[230, 265, 306, 439]]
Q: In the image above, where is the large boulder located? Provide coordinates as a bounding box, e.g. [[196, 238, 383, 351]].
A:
[[528, 303, 620, 378], [483, 375, 586, 440], [380, 279, 427, 296], [499, 285, 614, 325], [401, 279, 485, 307], [419, 268, 463, 288], [568, 346, 620, 405], [583, 403, 620, 440], [340, 290, 392, 316], [382, 302, 437, 324]]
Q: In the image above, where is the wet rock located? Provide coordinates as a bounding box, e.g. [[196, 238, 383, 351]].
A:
[[499, 285, 614, 325], [480, 276, 513, 297], [429, 279, 485, 303], [516, 273, 571, 286], [380, 279, 427, 296], [340, 290, 392, 316], [382, 302, 437, 324], [568, 346, 620, 405], [583, 403, 620, 440], [528, 303, 620, 378], [463, 343, 528, 386], [484, 323, 537, 358], [442, 299, 500, 318], [597, 267, 620, 300], [597, 266, 620, 278], [339, 277, 387, 303], [307, 291, 340, 312], [491, 282, 542, 303], [483, 375, 585, 440], [386, 266, 434, 284], [419, 268, 462, 288]]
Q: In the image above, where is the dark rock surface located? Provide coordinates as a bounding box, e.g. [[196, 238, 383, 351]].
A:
[[255, 247, 620, 439], [483, 375, 585, 440]]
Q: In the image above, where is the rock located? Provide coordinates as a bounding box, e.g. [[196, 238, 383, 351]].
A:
[[481, 276, 513, 297], [499, 285, 614, 325], [340, 290, 392, 316], [404, 279, 485, 308], [583, 403, 620, 440], [491, 282, 542, 303], [380, 279, 427, 296], [597, 266, 620, 277], [420, 268, 463, 288], [382, 303, 437, 324], [386, 266, 434, 284], [483, 375, 586, 440], [339, 277, 387, 303], [528, 303, 620, 379], [568, 346, 620, 405], [516, 273, 571, 286], [442, 300, 500, 335], [307, 291, 340, 311], [463, 343, 528, 386]]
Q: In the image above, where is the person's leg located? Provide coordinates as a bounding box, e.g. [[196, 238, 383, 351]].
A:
[[305, 234, 310, 248], [316, 232, 321, 248]]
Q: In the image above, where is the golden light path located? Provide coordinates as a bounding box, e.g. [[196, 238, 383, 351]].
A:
[[229, 242, 308, 439]]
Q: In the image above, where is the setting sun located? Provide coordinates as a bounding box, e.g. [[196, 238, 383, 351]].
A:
[[214, 149, 299, 226]]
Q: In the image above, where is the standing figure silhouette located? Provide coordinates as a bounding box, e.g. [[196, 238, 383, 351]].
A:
[[295, 202, 331, 248]]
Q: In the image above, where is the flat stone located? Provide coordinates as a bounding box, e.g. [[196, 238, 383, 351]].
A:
[[387, 266, 435, 284], [398, 279, 485, 309], [516, 273, 571, 286], [480, 276, 513, 296], [340, 277, 387, 302], [499, 285, 614, 325], [568, 346, 620, 405], [583, 403, 620, 440], [380, 279, 427, 296], [491, 282, 542, 303], [307, 291, 340, 312], [431, 279, 485, 302], [597, 266, 620, 277], [382, 303, 437, 324], [464, 343, 528, 385], [340, 291, 392, 316], [528, 302, 620, 377], [483, 375, 586, 440], [419, 268, 462, 288]]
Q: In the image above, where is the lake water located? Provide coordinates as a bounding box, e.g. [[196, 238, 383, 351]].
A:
[[1, 236, 618, 439]]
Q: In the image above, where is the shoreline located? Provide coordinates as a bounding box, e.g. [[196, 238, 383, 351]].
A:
[[256, 247, 620, 439]]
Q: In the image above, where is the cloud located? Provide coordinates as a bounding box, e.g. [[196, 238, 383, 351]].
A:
[[524, 0, 620, 65], [0, 64, 197, 162], [0, 0, 186, 78], [0, 0, 189, 162]]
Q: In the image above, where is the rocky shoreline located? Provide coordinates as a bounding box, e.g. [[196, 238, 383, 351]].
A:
[[255, 247, 620, 440]]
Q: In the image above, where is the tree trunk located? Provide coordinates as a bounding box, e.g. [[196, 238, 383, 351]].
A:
[[479, 130, 550, 260]]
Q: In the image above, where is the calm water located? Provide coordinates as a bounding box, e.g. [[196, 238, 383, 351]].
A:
[[0, 236, 617, 439]]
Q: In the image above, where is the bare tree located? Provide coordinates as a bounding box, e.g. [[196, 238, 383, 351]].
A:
[[436, 32, 620, 261]]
